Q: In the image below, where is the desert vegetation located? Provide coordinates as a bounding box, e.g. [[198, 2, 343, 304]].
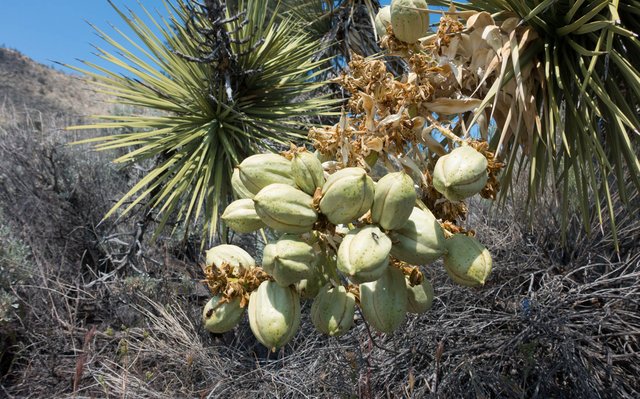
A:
[[0, 0, 639, 397]]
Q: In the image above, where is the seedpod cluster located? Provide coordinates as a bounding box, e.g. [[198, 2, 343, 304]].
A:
[[200, 9, 508, 348], [201, 139, 496, 349]]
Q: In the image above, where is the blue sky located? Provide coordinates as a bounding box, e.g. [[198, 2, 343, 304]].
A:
[[0, 0, 168, 73], [0, 0, 442, 76]]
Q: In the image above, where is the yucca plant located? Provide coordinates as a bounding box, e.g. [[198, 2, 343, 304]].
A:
[[426, 0, 640, 247], [68, 0, 336, 242], [281, 0, 382, 63]]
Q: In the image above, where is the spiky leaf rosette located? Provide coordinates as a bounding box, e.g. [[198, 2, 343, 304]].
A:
[[429, 0, 640, 247], [67, 0, 336, 241], [280, 0, 381, 65]]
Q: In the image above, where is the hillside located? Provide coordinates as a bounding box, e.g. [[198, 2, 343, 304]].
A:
[[0, 47, 108, 120]]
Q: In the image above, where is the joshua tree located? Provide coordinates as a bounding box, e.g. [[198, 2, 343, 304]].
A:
[[69, 0, 337, 243], [425, 0, 640, 245]]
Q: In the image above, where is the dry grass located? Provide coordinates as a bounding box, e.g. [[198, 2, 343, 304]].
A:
[[2, 147, 637, 398], [0, 84, 638, 398]]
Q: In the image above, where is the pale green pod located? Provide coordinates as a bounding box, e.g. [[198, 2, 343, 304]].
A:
[[253, 184, 318, 234], [205, 244, 255, 274], [319, 167, 374, 225], [359, 266, 408, 333], [406, 278, 434, 314], [432, 146, 488, 202], [390, 0, 429, 43], [311, 284, 356, 336], [443, 234, 492, 287], [371, 171, 417, 230], [389, 207, 446, 265], [314, 150, 333, 163], [294, 248, 332, 299], [294, 274, 326, 299], [375, 6, 391, 38], [337, 225, 391, 283], [221, 198, 266, 233], [231, 168, 254, 199], [248, 281, 301, 351], [292, 152, 325, 195], [236, 154, 295, 196], [202, 296, 245, 333], [262, 234, 316, 287]]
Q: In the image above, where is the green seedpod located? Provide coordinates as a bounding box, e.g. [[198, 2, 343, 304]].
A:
[[231, 168, 254, 199], [311, 284, 356, 336], [319, 167, 374, 225], [253, 183, 318, 233], [390, 0, 429, 43], [375, 6, 391, 38], [314, 150, 333, 163], [371, 171, 417, 230], [432, 146, 488, 202], [443, 234, 492, 287], [359, 266, 408, 333], [205, 244, 255, 274], [389, 207, 446, 265], [337, 225, 391, 283], [294, 273, 326, 299], [202, 296, 245, 333], [295, 251, 330, 299], [248, 281, 301, 351], [406, 278, 434, 313], [221, 198, 266, 233], [292, 151, 325, 195], [236, 154, 295, 196], [364, 151, 379, 168], [262, 234, 316, 287]]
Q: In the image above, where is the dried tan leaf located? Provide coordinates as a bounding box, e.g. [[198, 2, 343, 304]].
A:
[[444, 35, 461, 59], [468, 29, 488, 55], [359, 92, 376, 132], [501, 17, 519, 33], [365, 137, 384, 152], [425, 97, 482, 114], [420, 126, 447, 156], [477, 111, 489, 140], [457, 33, 473, 58], [379, 109, 404, 126], [482, 25, 504, 54], [470, 48, 491, 79], [465, 11, 494, 30]]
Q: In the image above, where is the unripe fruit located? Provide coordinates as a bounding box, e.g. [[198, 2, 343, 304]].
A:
[[248, 281, 301, 351], [319, 167, 374, 225], [236, 154, 295, 196], [262, 234, 316, 287], [337, 225, 391, 283], [311, 284, 356, 336], [295, 249, 332, 299], [221, 198, 266, 233], [202, 296, 245, 333], [375, 6, 391, 38], [406, 278, 434, 313], [389, 207, 446, 265], [205, 244, 255, 274], [390, 0, 429, 43], [371, 171, 417, 230], [443, 234, 492, 287], [292, 151, 325, 195], [253, 184, 318, 233], [231, 168, 254, 199], [432, 146, 488, 201], [295, 273, 326, 299], [359, 266, 408, 333]]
